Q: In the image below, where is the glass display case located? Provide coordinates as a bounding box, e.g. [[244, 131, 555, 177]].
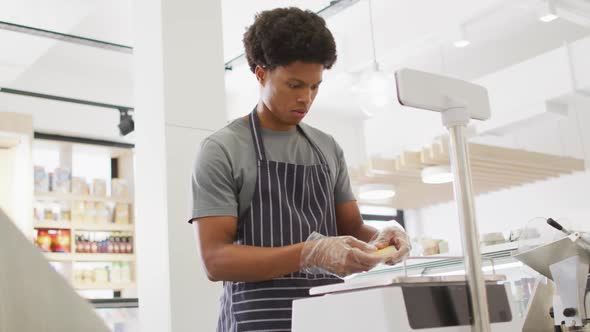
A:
[[356, 242, 541, 319], [91, 298, 139, 332]]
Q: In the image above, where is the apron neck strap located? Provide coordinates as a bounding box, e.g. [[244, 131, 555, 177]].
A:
[[249, 109, 267, 161], [248, 108, 328, 165]]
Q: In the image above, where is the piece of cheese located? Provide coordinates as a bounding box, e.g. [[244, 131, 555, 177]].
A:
[[373, 246, 398, 259]]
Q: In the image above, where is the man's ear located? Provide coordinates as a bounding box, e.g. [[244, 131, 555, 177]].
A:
[[255, 65, 266, 86]]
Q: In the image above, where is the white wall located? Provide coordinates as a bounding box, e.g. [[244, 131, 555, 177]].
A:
[[407, 170, 590, 254], [405, 98, 590, 254]]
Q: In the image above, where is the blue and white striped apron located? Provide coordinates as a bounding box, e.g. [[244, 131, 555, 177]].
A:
[[217, 110, 341, 332]]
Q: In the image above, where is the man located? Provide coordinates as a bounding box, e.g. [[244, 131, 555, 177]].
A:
[[190, 7, 410, 332]]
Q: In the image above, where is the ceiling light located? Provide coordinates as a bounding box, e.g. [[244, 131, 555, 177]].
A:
[[539, 0, 559, 22], [453, 26, 470, 48], [421, 165, 453, 184], [453, 40, 471, 48], [352, 0, 396, 117], [539, 13, 558, 22], [118, 109, 134, 136], [359, 184, 396, 201], [353, 66, 396, 116]]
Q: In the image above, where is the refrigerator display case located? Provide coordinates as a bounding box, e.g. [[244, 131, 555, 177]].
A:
[[91, 298, 139, 332]]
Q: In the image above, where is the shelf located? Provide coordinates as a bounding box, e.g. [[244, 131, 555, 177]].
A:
[[35, 192, 132, 204], [72, 222, 134, 232], [73, 282, 135, 290], [33, 221, 72, 229], [44, 253, 136, 262], [44, 252, 72, 261], [33, 221, 134, 232]]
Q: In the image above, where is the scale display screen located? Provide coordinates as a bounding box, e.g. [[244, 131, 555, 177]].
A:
[[402, 284, 512, 329]]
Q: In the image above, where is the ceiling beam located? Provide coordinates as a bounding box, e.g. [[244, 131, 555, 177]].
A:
[[0, 20, 132, 53]]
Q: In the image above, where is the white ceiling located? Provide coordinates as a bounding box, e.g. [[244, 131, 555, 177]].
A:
[[0, 0, 588, 149]]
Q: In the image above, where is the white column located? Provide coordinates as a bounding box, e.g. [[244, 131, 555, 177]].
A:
[[132, 0, 227, 331], [0, 112, 34, 238]]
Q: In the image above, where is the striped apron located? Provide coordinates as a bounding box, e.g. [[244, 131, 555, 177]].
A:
[[217, 110, 341, 332]]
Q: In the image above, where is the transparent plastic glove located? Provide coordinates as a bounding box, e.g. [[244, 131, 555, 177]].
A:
[[300, 232, 382, 278], [369, 221, 411, 265]]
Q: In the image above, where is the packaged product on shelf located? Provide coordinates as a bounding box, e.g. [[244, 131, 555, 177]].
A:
[[107, 234, 114, 253], [36, 229, 52, 252], [119, 233, 126, 254], [89, 233, 98, 253], [71, 177, 89, 195], [99, 233, 109, 253], [53, 229, 71, 253], [74, 269, 83, 284], [52, 167, 71, 193], [111, 178, 129, 199], [81, 233, 91, 253], [94, 267, 109, 283], [72, 200, 85, 221], [83, 201, 96, 223], [94, 202, 109, 223], [123, 234, 133, 254], [121, 262, 131, 283], [75, 235, 82, 253], [110, 262, 122, 283], [33, 206, 41, 222], [83, 269, 95, 284], [126, 233, 134, 254], [43, 208, 57, 221], [48, 172, 53, 191], [129, 234, 134, 253], [92, 179, 107, 197], [114, 203, 129, 224], [34, 166, 49, 193], [60, 208, 71, 222], [112, 233, 120, 253]]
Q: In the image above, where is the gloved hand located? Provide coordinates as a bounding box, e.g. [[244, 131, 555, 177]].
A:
[[369, 221, 411, 265], [300, 232, 383, 278]]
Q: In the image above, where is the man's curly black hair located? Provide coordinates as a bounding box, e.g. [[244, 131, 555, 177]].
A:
[[243, 7, 337, 73]]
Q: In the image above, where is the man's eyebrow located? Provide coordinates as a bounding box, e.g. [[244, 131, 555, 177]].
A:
[[286, 78, 323, 85]]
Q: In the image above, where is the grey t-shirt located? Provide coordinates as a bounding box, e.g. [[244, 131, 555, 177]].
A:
[[191, 117, 356, 220]]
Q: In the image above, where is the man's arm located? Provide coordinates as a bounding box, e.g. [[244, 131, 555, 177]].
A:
[[194, 215, 381, 281], [193, 216, 304, 282], [335, 200, 378, 243]]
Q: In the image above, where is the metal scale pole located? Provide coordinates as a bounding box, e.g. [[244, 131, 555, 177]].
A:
[[444, 107, 491, 332]]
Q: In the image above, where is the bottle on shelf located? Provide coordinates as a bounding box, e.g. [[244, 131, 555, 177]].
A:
[[75, 235, 81, 253], [121, 234, 129, 254], [90, 233, 98, 253], [83, 233, 91, 253], [114, 232, 121, 254], [110, 262, 122, 284], [108, 234, 114, 253], [127, 233, 134, 254]]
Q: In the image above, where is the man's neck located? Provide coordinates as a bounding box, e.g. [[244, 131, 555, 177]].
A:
[[254, 102, 296, 131]]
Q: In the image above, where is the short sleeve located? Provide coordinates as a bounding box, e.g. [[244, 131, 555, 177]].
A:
[[332, 138, 356, 204], [189, 138, 239, 222]]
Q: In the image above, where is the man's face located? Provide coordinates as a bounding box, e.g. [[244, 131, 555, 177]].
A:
[[257, 61, 323, 127]]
